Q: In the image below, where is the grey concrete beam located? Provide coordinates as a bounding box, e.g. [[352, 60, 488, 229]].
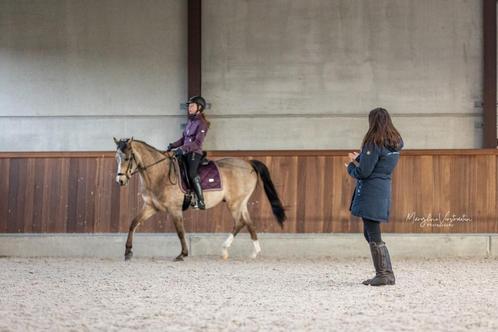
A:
[[383, 234, 491, 258], [0, 234, 182, 259], [0, 233, 492, 259], [490, 236, 498, 257]]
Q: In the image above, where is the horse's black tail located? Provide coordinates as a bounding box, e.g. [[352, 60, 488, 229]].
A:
[[250, 160, 286, 228]]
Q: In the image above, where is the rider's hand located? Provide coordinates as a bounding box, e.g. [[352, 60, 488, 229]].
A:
[[166, 144, 173, 152], [174, 148, 184, 157]]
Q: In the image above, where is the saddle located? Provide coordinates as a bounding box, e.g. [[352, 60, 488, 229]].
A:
[[172, 152, 223, 210]]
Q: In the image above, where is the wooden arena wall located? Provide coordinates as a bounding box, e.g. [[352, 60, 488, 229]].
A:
[[0, 150, 497, 234]]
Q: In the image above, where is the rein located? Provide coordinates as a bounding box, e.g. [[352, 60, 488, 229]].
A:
[[118, 145, 177, 185], [130, 153, 169, 176]]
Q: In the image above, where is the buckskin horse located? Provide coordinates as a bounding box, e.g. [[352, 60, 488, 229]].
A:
[[114, 138, 286, 261]]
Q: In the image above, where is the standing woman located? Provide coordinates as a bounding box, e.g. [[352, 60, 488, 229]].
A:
[[167, 96, 210, 209], [346, 107, 403, 286]]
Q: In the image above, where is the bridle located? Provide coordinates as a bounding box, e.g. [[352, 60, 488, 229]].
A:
[[117, 151, 139, 179], [117, 145, 177, 184]]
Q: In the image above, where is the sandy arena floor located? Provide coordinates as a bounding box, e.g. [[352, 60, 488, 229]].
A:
[[1, 256, 497, 331]]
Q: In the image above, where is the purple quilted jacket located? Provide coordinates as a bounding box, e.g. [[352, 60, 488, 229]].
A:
[[170, 113, 209, 155]]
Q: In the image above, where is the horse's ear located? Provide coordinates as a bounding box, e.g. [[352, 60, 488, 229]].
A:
[[113, 137, 119, 145], [129, 137, 134, 143]]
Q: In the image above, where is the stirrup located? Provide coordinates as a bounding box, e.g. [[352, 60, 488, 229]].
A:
[[195, 200, 206, 210], [190, 197, 206, 210]]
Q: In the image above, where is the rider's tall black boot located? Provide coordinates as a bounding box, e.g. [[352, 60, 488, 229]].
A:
[[192, 176, 206, 210]]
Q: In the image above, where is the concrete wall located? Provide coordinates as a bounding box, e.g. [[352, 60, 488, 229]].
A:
[[0, 0, 484, 151], [203, 0, 483, 149], [0, 0, 187, 151]]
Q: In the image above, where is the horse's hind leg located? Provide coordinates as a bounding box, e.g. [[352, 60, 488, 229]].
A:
[[243, 208, 261, 259], [125, 205, 157, 261], [222, 220, 245, 260], [171, 211, 189, 261], [222, 204, 245, 260]]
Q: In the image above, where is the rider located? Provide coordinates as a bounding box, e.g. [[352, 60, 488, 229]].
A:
[[167, 96, 210, 210]]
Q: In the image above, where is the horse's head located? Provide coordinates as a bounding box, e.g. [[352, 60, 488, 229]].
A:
[[114, 137, 139, 186]]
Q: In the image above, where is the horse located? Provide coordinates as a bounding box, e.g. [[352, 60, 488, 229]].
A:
[[113, 137, 286, 261]]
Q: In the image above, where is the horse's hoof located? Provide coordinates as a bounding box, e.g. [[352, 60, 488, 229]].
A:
[[124, 252, 133, 261], [222, 249, 229, 260], [174, 255, 184, 262]]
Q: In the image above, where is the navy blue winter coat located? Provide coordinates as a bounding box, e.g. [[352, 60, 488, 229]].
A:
[[347, 142, 403, 223]]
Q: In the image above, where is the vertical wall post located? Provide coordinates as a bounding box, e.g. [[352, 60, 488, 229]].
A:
[[188, 0, 202, 98], [483, 0, 497, 148]]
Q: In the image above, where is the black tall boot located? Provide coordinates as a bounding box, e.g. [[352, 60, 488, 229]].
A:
[[363, 241, 395, 286], [192, 176, 206, 210]]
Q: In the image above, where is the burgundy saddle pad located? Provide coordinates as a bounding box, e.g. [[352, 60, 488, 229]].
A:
[[175, 159, 223, 193]]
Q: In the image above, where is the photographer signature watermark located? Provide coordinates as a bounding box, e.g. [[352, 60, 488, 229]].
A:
[[405, 212, 473, 228]]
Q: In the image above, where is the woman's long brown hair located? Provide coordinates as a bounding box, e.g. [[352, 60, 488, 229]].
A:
[[200, 111, 211, 129], [361, 108, 402, 149]]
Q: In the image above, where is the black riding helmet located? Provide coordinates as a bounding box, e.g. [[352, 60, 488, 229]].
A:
[[187, 96, 206, 111]]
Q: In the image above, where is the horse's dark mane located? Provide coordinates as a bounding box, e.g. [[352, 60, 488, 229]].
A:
[[132, 139, 166, 155], [117, 138, 165, 156]]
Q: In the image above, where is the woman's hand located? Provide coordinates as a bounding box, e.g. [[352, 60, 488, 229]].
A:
[[348, 152, 359, 162], [345, 152, 360, 167]]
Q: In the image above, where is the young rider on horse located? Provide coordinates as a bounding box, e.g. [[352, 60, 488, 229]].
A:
[[167, 96, 210, 210]]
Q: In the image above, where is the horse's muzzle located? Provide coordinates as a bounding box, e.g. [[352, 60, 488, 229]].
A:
[[116, 175, 129, 186]]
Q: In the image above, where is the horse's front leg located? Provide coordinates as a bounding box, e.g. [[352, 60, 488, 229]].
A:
[[171, 211, 188, 261], [125, 205, 157, 261]]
